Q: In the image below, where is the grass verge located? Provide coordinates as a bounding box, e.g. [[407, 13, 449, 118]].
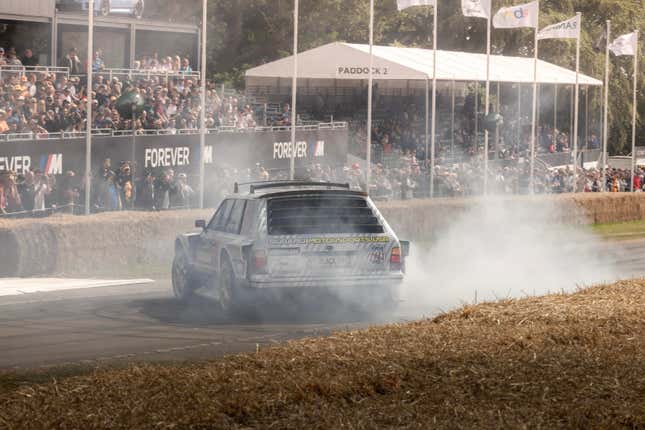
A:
[[1, 280, 644, 429], [592, 219, 645, 241]]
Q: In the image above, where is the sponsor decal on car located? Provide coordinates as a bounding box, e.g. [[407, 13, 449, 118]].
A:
[[269, 236, 390, 246]]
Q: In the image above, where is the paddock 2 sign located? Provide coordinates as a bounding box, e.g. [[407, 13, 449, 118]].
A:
[[336, 66, 389, 77]]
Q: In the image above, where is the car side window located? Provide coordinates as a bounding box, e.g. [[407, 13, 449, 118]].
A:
[[207, 199, 233, 231], [225, 199, 247, 235]]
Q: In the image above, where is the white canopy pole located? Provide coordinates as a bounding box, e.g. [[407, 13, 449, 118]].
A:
[[517, 84, 521, 145], [601, 20, 611, 191], [529, 0, 540, 194], [630, 30, 639, 192], [451, 80, 456, 160], [425, 78, 429, 169], [84, 0, 93, 215], [572, 12, 581, 193], [289, 0, 299, 180], [429, 1, 438, 198], [483, 11, 491, 195], [366, 0, 374, 193], [553, 84, 557, 149], [198, 0, 207, 207]]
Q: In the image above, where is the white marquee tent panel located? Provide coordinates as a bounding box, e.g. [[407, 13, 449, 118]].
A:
[[245, 42, 602, 86]]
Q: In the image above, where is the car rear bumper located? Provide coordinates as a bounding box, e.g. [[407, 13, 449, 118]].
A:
[[244, 274, 404, 289]]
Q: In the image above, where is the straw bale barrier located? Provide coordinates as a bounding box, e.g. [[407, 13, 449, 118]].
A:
[[1, 193, 645, 277], [0, 210, 210, 277], [1, 280, 643, 428]]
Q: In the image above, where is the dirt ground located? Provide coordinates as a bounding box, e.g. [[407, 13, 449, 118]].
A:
[[1, 279, 643, 429]]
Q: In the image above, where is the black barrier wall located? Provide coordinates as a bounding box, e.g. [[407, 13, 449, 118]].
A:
[[0, 129, 349, 178]]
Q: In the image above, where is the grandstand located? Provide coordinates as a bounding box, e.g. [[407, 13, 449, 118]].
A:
[[1, 0, 199, 69]]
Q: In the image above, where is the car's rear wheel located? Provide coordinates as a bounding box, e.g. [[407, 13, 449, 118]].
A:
[[216, 256, 236, 312], [172, 252, 194, 301], [100, 0, 110, 16]]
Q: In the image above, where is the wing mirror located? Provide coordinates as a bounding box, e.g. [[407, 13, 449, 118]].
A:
[[400, 240, 410, 257], [195, 219, 206, 229]]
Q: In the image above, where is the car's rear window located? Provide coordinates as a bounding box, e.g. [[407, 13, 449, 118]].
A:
[[267, 195, 384, 235]]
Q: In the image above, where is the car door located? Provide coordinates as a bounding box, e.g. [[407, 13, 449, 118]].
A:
[[215, 199, 248, 279], [193, 199, 233, 274]]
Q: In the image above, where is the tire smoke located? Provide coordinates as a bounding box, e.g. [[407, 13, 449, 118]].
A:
[[400, 198, 622, 316]]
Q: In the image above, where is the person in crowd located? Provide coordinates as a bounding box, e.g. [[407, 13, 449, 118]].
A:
[[154, 169, 174, 210], [21, 49, 38, 68], [179, 58, 193, 74], [5, 48, 22, 66], [2, 171, 23, 213], [92, 50, 105, 72], [136, 171, 156, 210], [58, 170, 81, 213], [0, 109, 9, 134], [62, 47, 82, 75], [97, 170, 122, 211], [116, 162, 135, 209], [172, 173, 194, 208], [32, 169, 50, 212]]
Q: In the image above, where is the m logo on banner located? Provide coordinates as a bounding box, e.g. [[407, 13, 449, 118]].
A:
[[314, 141, 325, 157], [40, 154, 63, 175]]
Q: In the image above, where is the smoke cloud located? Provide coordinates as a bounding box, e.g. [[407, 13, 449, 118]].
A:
[[400, 198, 622, 317]]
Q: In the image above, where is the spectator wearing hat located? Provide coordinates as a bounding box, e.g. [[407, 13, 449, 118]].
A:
[[6, 48, 22, 66]]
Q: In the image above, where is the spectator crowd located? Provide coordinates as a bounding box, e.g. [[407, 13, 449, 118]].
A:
[[1, 48, 259, 138], [0, 45, 635, 219]]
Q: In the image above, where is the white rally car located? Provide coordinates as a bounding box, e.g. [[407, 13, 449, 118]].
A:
[[172, 181, 409, 311]]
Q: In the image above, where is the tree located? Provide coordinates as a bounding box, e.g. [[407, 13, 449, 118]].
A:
[[205, 0, 643, 154]]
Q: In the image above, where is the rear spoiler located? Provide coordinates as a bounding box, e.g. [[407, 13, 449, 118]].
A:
[[234, 180, 350, 194]]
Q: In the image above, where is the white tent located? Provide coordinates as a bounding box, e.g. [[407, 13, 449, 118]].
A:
[[245, 42, 602, 86]]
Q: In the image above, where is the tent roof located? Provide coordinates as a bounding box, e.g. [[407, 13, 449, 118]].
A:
[[245, 42, 602, 86]]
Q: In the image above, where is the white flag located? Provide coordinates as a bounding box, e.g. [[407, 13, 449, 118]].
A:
[[397, 0, 435, 11], [537, 15, 580, 40], [493, 1, 538, 28], [609, 32, 637, 56], [462, 0, 491, 19]]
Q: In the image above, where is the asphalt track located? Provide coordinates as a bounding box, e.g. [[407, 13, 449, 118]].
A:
[[2, 239, 645, 370]]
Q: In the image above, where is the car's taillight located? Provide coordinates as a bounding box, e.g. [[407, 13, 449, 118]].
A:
[[390, 247, 402, 271], [253, 249, 268, 273]]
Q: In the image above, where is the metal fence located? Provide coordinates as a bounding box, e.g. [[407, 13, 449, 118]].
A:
[[0, 122, 348, 142]]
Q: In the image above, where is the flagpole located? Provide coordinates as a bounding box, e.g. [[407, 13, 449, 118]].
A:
[[529, 0, 539, 194], [601, 20, 610, 192], [430, 0, 438, 198], [483, 11, 491, 195], [529, 0, 540, 194], [425, 77, 429, 175], [366, 0, 374, 194], [198, 0, 207, 208], [630, 29, 639, 192], [84, 0, 93, 215], [289, 0, 299, 180], [572, 12, 581, 193]]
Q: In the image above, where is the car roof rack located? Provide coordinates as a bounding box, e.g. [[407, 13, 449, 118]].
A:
[[233, 180, 350, 194]]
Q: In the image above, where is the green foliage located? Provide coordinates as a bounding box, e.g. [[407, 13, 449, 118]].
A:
[[204, 0, 643, 154]]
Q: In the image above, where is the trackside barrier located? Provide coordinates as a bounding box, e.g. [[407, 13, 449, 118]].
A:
[[2, 193, 645, 277]]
